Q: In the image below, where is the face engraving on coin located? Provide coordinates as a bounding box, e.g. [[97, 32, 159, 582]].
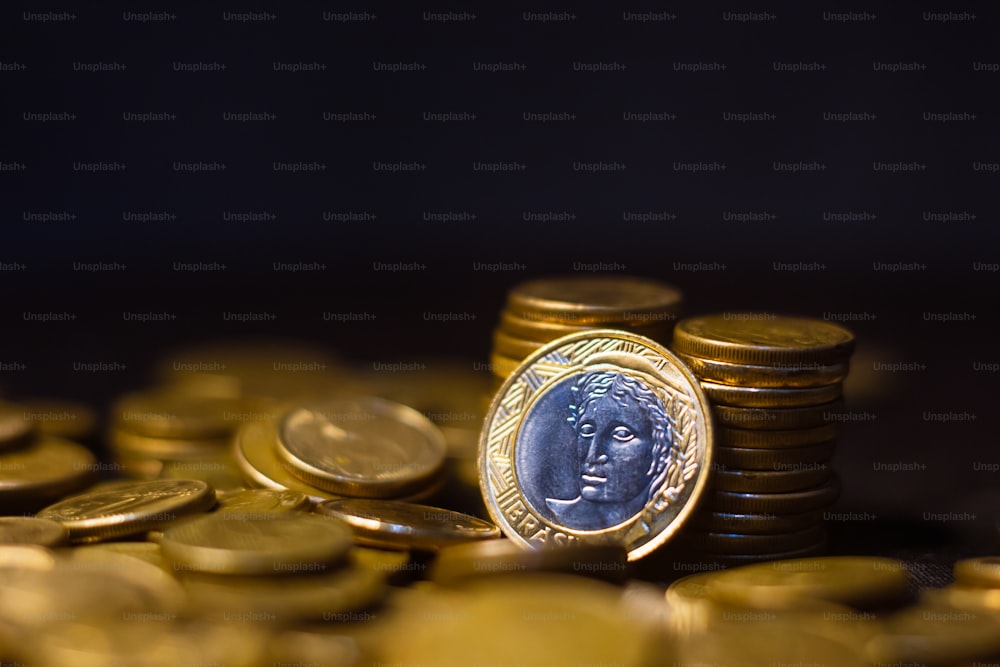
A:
[[481, 331, 713, 560]]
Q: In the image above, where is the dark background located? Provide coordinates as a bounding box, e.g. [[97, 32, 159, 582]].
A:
[[1, 2, 998, 553]]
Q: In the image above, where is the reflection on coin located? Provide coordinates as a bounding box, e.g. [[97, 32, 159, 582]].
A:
[[716, 424, 839, 449], [704, 477, 840, 514], [674, 352, 849, 387], [0, 437, 97, 508], [713, 401, 844, 431], [234, 419, 345, 502], [705, 556, 911, 610], [276, 397, 447, 498], [690, 510, 825, 535], [507, 276, 683, 325], [711, 466, 832, 493], [160, 511, 352, 575], [215, 488, 310, 516], [0, 403, 36, 449], [699, 380, 843, 408], [37, 479, 216, 542], [0, 517, 67, 547], [19, 399, 97, 440], [314, 499, 499, 551], [714, 442, 836, 470], [673, 315, 856, 366], [481, 330, 713, 561], [431, 538, 629, 586]]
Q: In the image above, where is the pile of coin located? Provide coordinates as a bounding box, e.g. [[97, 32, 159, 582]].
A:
[[488, 276, 684, 386], [667, 313, 856, 563]]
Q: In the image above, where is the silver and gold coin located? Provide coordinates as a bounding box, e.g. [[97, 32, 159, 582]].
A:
[[480, 330, 713, 561]]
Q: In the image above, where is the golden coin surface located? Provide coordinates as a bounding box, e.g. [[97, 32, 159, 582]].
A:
[[160, 511, 352, 575], [114, 389, 246, 439], [713, 401, 844, 431], [314, 498, 500, 551], [717, 423, 839, 449], [37, 479, 216, 542], [714, 442, 836, 470], [0, 517, 68, 547], [492, 328, 544, 360], [0, 436, 96, 506], [921, 584, 1000, 612], [866, 604, 1000, 666], [673, 314, 856, 365], [0, 402, 36, 449], [705, 556, 911, 610], [953, 556, 1000, 588], [72, 541, 167, 570], [690, 509, 825, 534], [19, 399, 97, 439], [480, 330, 713, 561], [674, 351, 849, 387], [680, 524, 826, 555], [507, 275, 683, 325], [215, 488, 310, 516], [704, 476, 840, 514], [276, 397, 447, 498], [711, 466, 832, 493], [677, 622, 866, 667], [700, 380, 843, 408], [109, 427, 232, 460]]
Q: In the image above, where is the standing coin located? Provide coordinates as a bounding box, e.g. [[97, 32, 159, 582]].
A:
[[480, 330, 714, 561]]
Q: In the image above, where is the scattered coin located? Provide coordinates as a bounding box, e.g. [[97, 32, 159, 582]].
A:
[[0, 517, 68, 547], [0, 437, 97, 509]]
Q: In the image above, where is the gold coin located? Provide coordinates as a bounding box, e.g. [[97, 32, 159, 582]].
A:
[[673, 314, 856, 366], [689, 510, 825, 534], [19, 399, 97, 440], [109, 427, 232, 460], [431, 535, 629, 587], [921, 584, 1000, 612], [276, 397, 447, 498], [481, 330, 714, 561], [676, 542, 830, 568], [711, 466, 832, 493], [492, 328, 544, 360], [700, 380, 843, 408], [506, 275, 683, 325], [677, 622, 866, 667], [704, 476, 839, 514], [712, 401, 844, 431], [0, 517, 68, 547], [866, 604, 1000, 666], [37, 479, 216, 542], [314, 499, 500, 551], [954, 557, 1000, 588], [72, 541, 167, 570], [0, 402, 37, 449], [679, 524, 826, 555], [674, 351, 849, 387], [488, 352, 522, 379], [157, 457, 248, 494], [717, 423, 838, 448], [704, 556, 911, 610], [0, 544, 57, 570], [114, 389, 248, 439], [499, 310, 671, 344], [215, 488, 310, 516], [0, 436, 96, 508], [161, 510, 352, 576], [714, 442, 836, 470]]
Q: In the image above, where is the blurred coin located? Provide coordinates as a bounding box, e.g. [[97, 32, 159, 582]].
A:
[[157, 457, 247, 494], [507, 275, 683, 325], [704, 476, 840, 514], [481, 330, 714, 561], [276, 397, 447, 498], [679, 525, 826, 555], [234, 419, 344, 502], [160, 511, 352, 575], [0, 517, 67, 547], [713, 401, 844, 431], [677, 621, 866, 667], [673, 314, 855, 366], [0, 545, 57, 570], [712, 466, 832, 493], [499, 310, 670, 344], [492, 328, 545, 360], [690, 509, 824, 534], [37, 479, 216, 543], [866, 604, 1000, 666], [487, 352, 522, 379], [954, 557, 1000, 588], [699, 380, 843, 408], [114, 390, 247, 439], [0, 436, 96, 508], [714, 442, 836, 470], [921, 584, 1000, 612], [0, 402, 35, 450], [19, 399, 97, 440], [704, 556, 911, 610], [674, 351, 849, 387], [717, 423, 839, 448], [71, 541, 167, 570], [215, 488, 310, 516], [109, 427, 231, 460], [314, 498, 499, 551]]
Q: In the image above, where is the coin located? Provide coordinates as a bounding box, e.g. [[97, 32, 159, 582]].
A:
[[713, 401, 844, 431], [233, 419, 344, 502], [488, 352, 522, 379], [0, 517, 68, 547], [161, 511, 352, 575], [215, 488, 311, 516], [0, 402, 36, 450], [716, 423, 839, 449], [866, 604, 1000, 666], [72, 541, 168, 570], [679, 525, 826, 555], [492, 328, 545, 360], [673, 314, 855, 366], [704, 476, 840, 514], [0, 544, 57, 570], [276, 397, 447, 498], [674, 351, 849, 387], [18, 399, 97, 440], [110, 427, 232, 460], [921, 584, 1000, 612], [0, 437, 97, 508], [481, 330, 713, 561], [314, 498, 500, 551], [714, 442, 836, 470], [689, 510, 825, 534], [114, 390, 248, 439], [37, 479, 216, 542], [704, 556, 911, 610], [677, 622, 866, 667], [507, 275, 683, 325], [499, 310, 670, 344], [430, 539, 629, 586], [711, 466, 832, 493], [699, 380, 843, 408], [953, 557, 1000, 588]]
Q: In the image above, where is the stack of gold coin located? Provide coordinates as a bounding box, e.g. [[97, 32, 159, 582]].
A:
[[488, 276, 684, 387], [668, 313, 856, 563]]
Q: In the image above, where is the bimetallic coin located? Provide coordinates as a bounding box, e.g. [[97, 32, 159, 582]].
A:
[[315, 499, 500, 551], [673, 314, 856, 366], [717, 424, 839, 449], [712, 401, 844, 431], [19, 400, 97, 440], [276, 397, 447, 498], [480, 330, 714, 561], [690, 510, 825, 534], [711, 466, 832, 493], [714, 442, 836, 470], [37, 479, 216, 542], [953, 557, 1000, 588], [506, 276, 683, 325], [0, 517, 68, 547], [679, 525, 826, 555], [0, 437, 96, 507], [0, 403, 36, 450], [704, 476, 840, 514], [160, 511, 352, 575], [674, 351, 849, 387], [700, 380, 843, 408]]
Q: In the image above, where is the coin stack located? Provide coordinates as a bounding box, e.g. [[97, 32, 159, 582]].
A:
[[489, 275, 684, 387], [667, 314, 856, 564]]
